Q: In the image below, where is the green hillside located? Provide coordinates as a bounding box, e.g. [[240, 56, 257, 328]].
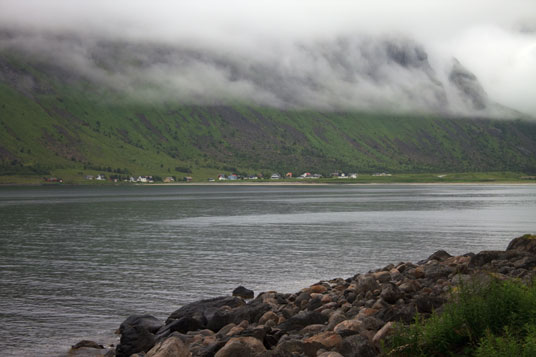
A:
[[1, 52, 536, 183]]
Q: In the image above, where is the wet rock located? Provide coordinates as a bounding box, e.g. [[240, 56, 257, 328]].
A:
[[339, 334, 377, 357], [116, 324, 156, 357], [71, 340, 104, 350], [146, 335, 190, 357], [233, 286, 254, 299], [229, 299, 271, 326], [166, 296, 245, 325], [120, 315, 163, 335], [158, 316, 204, 336], [204, 307, 232, 332]]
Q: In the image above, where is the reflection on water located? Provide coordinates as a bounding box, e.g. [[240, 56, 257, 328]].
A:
[[0, 184, 535, 356]]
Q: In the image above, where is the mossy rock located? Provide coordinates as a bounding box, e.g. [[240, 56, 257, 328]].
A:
[[506, 234, 536, 254]]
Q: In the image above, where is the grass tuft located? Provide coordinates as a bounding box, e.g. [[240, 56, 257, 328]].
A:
[[385, 277, 536, 356]]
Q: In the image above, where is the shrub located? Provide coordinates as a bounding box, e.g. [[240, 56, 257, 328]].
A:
[[385, 277, 536, 356]]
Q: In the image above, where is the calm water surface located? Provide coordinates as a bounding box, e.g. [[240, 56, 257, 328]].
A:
[[1, 184, 535, 355]]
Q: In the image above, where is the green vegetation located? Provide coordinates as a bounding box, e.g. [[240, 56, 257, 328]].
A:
[[1, 50, 536, 184], [386, 278, 536, 356]]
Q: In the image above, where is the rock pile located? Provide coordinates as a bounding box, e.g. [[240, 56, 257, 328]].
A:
[[72, 234, 536, 357]]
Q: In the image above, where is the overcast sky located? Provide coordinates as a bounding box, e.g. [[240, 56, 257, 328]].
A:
[[0, 0, 535, 116]]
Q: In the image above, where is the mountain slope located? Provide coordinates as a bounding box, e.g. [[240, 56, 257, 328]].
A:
[[1, 51, 536, 181]]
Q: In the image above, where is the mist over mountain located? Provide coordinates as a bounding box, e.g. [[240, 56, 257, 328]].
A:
[[0, 0, 535, 117], [0, 30, 503, 117]]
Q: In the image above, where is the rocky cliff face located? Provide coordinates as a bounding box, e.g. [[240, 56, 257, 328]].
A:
[[449, 58, 488, 111]]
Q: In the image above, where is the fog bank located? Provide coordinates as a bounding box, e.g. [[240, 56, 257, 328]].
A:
[[0, 0, 534, 116]]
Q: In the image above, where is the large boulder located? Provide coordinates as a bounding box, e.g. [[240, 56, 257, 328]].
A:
[[427, 249, 452, 262], [469, 251, 507, 268], [116, 315, 163, 357], [166, 296, 245, 325], [119, 315, 163, 334], [507, 234, 536, 254], [157, 316, 204, 336], [116, 324, 156, 357], [146, 335, 190, 357], [227, 299, 271, 326], [233, 286, 254, 299]]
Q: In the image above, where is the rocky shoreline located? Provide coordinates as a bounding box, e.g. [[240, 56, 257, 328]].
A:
[[70, 234, 536, 357]]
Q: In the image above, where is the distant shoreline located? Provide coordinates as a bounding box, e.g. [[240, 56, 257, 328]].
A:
[[1, 181, 536, 187]]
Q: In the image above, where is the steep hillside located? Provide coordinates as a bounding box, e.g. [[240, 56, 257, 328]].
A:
[[1, 51, 536, 182]]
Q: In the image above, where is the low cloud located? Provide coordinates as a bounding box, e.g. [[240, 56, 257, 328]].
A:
[[0, 0, 535, 117]]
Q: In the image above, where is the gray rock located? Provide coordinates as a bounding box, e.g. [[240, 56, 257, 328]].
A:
[[71, 340, 104, 350], [415, 296, 446, 314], [278, 311, 329, 332], [233, 286, 254, 299], [506, 234, 536, 254], [339, 334, 377, 357], [357, 277, 380, 294], [427, 250, 452, 262], [116, 324, 156, 357], [120, 315, 163, 335], [274, 339, 324, 357], [166, 296, 245, 325], [380, 284, 401, 304], [422, 263, 453, 279]]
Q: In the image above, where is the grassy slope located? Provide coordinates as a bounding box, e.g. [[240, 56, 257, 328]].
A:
[[1, 52, 536, 183]]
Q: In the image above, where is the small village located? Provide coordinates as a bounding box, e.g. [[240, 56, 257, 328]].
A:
[[42, 171, 397, 184]]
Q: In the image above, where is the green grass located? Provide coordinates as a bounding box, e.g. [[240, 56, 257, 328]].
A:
[[385, 278, 536, 356], [1, 50, 536, 184]]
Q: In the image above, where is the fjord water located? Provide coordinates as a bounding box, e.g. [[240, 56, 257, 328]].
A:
[[1, 184, 536, 356]]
